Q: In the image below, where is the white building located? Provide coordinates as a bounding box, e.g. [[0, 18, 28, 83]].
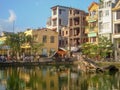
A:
[[46, 5, 69, 47], [98, 0, 118, 40], [112, 0, 120, 61], [46, 5, 69, 33]]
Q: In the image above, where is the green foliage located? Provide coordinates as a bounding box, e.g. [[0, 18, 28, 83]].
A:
[[31, 43, 44, 55], [5, 33, 26, 55], [81, 36, 113, 60], [5, 33, 44, 56]]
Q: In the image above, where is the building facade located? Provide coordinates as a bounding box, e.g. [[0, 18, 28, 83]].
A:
[[46, 5, 69, 47], [32, 28, 58, 56], [98, 0, 118, 40], [47, 5, 69, 32], [85, 2, 99, 44], [60, 26, 70, 50], [68, 8, 88, 50], [112, 0, 120, 61]]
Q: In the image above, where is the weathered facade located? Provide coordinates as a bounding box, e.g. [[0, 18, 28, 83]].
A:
[[68, 8, 88, 49], [32, 28, 58, 56]]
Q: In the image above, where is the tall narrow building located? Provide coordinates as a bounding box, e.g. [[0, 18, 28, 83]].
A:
[[98, 0, 118, 40], [85, 2, 99, 44], [46, 5, 69, 47], [68, 8, 88, 50]]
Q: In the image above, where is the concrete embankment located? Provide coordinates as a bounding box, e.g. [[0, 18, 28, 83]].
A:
[[0, 61, 73, 67]]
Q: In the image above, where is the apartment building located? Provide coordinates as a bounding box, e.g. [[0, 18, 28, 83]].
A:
[[112, 0, 120, 61], [46, 5, 69, 47], [98, 0, 118, 40], [68, 8, 88, 50], [47, 5, 69, 32], [85, 2, 99, 44]]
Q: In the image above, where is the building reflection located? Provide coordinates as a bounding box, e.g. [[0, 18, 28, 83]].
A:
[[0, 66, 120, 90]]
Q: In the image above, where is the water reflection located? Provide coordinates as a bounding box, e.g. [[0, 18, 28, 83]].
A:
[[0, 66, 120, 90]]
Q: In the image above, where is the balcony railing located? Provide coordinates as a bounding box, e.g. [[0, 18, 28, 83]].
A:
[[86, 15, 98, 22], [85, 26, 98, 33]]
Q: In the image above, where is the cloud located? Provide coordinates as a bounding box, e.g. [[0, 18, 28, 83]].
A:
[[0, 9, 22, 33], [8, 10, 16, 23], [0, 19, 13, 32]]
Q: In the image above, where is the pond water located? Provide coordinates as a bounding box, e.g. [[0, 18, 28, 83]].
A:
[[0, 65, 120, 90]]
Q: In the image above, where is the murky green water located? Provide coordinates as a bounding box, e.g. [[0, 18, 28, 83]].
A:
[[0, 65, 120, 90]]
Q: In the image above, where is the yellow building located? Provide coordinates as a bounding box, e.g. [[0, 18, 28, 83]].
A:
[[24, 28, 33, 36], [0, 32, 13, 55], [85, 2, 99, 44], [32, 28, 58, 56], [0, 36, 7, 55], [20, 29, 33, 54]]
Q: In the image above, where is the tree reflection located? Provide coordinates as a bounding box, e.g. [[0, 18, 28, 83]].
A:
[[0, 66, 119, 90], [6, 68, 25, 90]]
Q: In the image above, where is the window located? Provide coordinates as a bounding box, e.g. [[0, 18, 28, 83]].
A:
[[50, 36, 54, 43], [59, 9, 65, 14], [99, 22, 103, 32], [90, 11, 96, 17], [59, 19, 61, 25], [103, 22, 109, 30], [70, 19, 72, 26], [118, 42, 120, 48], [105, 10, 109, 16], [66, 31, 68, 35], [99, 11, 103, 20], [107, 1, 111, 7], [62, 31, 64, 36], [53, 9, 57, 15], [118, 24, 120, 33], [59, 29, 61, 36], [50, 48, 55, 55], [117, 10, 120, 19], [42, 48, 47, 56], [59, 9, 62, 14], [70, 9, 72, 14], [53, 19, 57, 26], [43, 35, 47, 43], [33, 34, 38, 41]]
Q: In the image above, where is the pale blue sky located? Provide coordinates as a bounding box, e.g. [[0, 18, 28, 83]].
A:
[[0, 0, 98, 32]]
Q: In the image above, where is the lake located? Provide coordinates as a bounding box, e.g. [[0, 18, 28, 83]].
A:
[[0, 65, 120, 90]]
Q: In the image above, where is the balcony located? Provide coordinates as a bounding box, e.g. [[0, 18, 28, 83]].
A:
[[85, 26, 98, 34], [86, 15, 98, 22]]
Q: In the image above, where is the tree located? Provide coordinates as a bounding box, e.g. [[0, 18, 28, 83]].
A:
[[81, 36, 113, 61], [25, 35, 44, 55], [81, 43, 99, 59], [5, 32, 27, 60], [98, 36, 113, 60]]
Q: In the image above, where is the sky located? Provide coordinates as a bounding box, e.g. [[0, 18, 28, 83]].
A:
[[0, 0, 98, 32]]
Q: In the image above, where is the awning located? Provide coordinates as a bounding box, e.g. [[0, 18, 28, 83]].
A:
[[57, 50, 67, 55]]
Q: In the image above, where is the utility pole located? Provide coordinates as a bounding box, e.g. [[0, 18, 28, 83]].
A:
[[13, 20, 15, 33]]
